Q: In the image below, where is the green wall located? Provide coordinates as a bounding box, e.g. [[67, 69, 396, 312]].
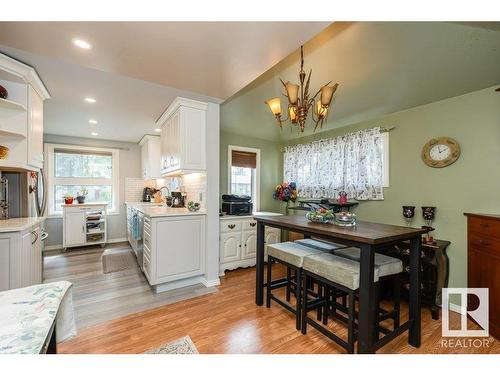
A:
[[219, 131, 283, 213], [283, 86, 500, 292]]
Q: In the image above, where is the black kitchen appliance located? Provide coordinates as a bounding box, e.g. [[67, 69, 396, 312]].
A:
[[171, 191, 186, 208], [221, 194, 253, 216], [142, 187, 154, 202]]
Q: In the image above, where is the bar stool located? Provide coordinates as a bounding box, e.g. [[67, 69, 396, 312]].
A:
[[266, 242, 323, 330], [334, 247, 403, 333], [301, 252, 380, 353]]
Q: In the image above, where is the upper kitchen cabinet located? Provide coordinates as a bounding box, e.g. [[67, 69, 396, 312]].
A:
[[139, 135, 161, 179], [156, 97, 207, 176], [0, 53, 50, 171]]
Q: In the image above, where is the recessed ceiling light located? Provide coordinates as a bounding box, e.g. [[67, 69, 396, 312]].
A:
[[73, 38, 92, 49], [154, 128, 161, 132], [84, 97, 96, 103], [88, 119, 98, 124], [91, 132, 98, 136]]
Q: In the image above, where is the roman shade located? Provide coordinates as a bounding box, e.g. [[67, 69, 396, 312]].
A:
[[231, 150, 257, 169]]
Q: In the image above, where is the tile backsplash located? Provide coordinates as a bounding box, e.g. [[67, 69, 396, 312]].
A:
[[126, 173, 206, 209]]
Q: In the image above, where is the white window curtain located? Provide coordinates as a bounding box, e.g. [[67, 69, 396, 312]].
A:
[[283, 127, 384, 200]]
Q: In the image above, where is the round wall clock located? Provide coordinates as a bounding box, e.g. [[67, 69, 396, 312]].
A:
[[421, 137, 460, 168]]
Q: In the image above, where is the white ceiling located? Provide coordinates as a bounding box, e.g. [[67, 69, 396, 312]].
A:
[[0, 22, 330, 99], [0, 44, 225, 142]]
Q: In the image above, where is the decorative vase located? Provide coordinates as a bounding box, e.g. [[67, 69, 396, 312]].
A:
[[402, 205, 415, 226], [64, 198, 74, 205], [0, 84, 7, 99], [76, 196, 86, 204], [338, 191, 348, 205], [421, 206, 436, 243]]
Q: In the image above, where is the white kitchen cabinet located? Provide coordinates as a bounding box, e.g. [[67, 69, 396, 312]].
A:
[[139, 135, 161, 179], [143, 214, 206, 291], [156, 97, 207, 176], [0, 221, 44, 292], [27, 85, 44, 169], [219, 215, 281, 275], [220, 232, 241, 263], [63, 203, 107, 250], [0, 53, 50, 172]]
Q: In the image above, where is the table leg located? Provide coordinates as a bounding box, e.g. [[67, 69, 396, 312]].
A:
[[409, 236, 422, 347], [255, 221, 265, 306], [357, 243, 376, 354]]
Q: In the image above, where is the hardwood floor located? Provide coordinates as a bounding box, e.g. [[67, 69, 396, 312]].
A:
[[43, 243, 217, 329], [59, 263, 500, 354]]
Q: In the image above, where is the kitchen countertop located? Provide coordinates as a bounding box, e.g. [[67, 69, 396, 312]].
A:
[[219, 211, 282, 220], [125, 202, 206, 217], [0, 217, 46, 233]]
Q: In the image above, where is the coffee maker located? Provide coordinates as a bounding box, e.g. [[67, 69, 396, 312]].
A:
[[142, 187, 154, 202], [171, 191, 186, 207]]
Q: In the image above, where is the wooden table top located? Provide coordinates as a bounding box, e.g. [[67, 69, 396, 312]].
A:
[[255, 214, 427, 245]]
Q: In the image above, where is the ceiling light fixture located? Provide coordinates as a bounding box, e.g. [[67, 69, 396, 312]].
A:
[[84, 97, 96, 103], [91, 132, 98, 136], [154, 128, 161, 133], [73, 38, 92, 49], [265, 46, 339, 132], [88, 119, 97, 124]]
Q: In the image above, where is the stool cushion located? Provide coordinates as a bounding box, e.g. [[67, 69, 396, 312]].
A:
[[334, 247, 403, 277], [303, 253, 380, 290], [267, 242, 324, 268], [295, 238, 347, 252]]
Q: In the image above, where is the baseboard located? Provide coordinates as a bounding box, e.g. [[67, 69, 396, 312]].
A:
[[448, 302, 463, 314], [202, 277, 221, 288], [43, 237, 129, 252]]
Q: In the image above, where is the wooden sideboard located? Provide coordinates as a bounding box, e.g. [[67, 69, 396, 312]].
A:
[[465, 213, 500, 339]]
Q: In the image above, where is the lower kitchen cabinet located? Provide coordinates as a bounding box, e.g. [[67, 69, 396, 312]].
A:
[[219, 215, 281, 275], [143, 214, 206, 288], [0, 223, 43, 292]]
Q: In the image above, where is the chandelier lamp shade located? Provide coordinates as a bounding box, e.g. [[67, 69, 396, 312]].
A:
[[265, 46, 339, 132]]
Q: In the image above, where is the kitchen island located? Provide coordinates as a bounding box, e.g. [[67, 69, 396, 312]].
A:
[[125, 202, 207, 293]]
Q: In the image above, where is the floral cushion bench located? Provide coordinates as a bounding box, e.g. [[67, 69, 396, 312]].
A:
[[0, 281, 76, 354]]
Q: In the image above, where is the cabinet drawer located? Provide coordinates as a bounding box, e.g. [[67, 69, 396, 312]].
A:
[[143, 253, 152, 279], [469, 217, 500, 240], [242, 219, 258, 231], [469, 235, 500, 256], [220, 220, 242, 233]]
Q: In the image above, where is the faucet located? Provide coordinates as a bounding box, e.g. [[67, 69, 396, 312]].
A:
[[158, 186, 170, 204]]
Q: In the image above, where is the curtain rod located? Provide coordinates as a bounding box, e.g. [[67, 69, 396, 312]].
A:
[[280, 126, 395, 152]]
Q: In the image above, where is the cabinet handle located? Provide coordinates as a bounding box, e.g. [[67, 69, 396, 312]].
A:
[[478, 239, 490, 246], [480, 223, 489, 228], [228, 224, 236, 229], [31, 231, 38, 245], [244, 244, 247, 247], [250, 222, 256, 227]]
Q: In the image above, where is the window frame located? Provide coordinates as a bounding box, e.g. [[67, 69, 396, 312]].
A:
[[45, 143, 120, 217], [227, 145, 260, 211]]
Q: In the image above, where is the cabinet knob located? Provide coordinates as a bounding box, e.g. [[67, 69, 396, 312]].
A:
[[480, 223, 489, 228]]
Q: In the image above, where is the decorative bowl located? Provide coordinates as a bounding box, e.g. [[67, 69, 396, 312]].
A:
[[187, 201, 200, 212], [0, 145, 9, 160], [334, 211, 357, 227], [306, 208, 334, 224]]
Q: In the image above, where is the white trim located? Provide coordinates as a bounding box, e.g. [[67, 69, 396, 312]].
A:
[[448, 302, 463, 315], [381, 131, 390, 188], [201, 277, 221, 288], [227, 145, 261, 211], [44, 143, 120, 216]]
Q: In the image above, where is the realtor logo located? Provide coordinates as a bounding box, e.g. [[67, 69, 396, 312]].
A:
[[442, 288, 489, 337]]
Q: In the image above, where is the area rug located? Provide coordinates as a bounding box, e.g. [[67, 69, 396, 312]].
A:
[[102, 248, 137, 274], [144, 336, 199, 354]]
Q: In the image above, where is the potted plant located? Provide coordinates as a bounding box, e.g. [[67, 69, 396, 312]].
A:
[[63, 193, 74, 205], [76, 188, 88, 204]]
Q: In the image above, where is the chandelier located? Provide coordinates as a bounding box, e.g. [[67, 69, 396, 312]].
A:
[[265, 46, 338, 132]]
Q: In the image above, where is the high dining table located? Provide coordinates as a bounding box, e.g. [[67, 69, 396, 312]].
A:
[[254, 215, 427, 354]]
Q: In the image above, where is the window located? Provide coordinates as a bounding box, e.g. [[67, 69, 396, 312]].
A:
[[283, 127, 389, 200], [45, 144, 120, 215], [228, 146, 260, 210]]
